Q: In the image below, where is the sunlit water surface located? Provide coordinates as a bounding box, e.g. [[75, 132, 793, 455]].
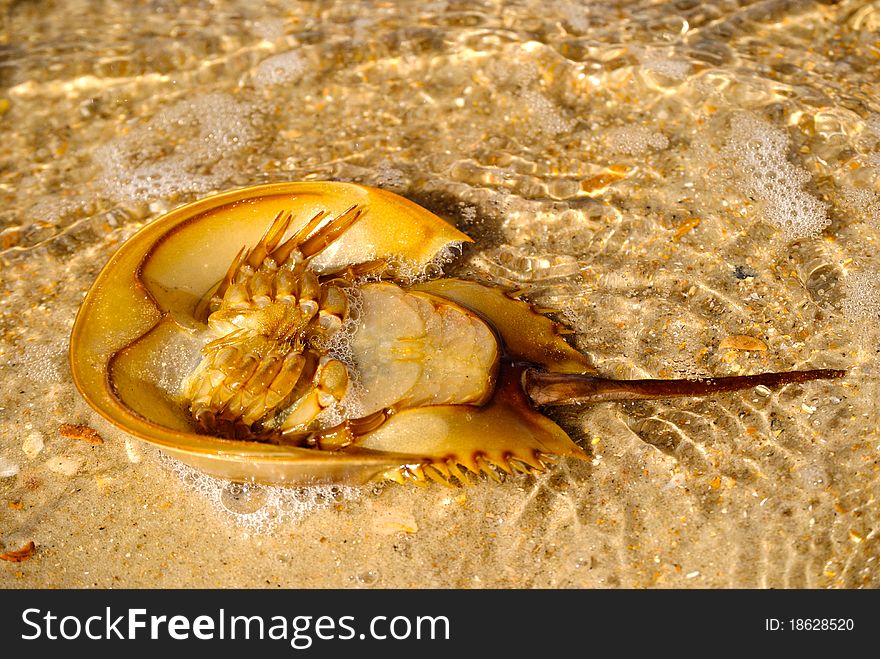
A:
[[1, 0, 878, 587]]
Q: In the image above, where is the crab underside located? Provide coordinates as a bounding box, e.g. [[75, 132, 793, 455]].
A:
[[71, 183, 598, 486]]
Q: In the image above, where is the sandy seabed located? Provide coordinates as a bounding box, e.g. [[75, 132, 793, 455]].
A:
[[1, 0, 878, 588]]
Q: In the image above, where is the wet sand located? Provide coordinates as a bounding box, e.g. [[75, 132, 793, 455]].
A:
[[1, 0, 878, 588]]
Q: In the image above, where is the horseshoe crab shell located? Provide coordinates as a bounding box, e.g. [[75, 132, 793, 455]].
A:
[[70, 182, 591, 486]]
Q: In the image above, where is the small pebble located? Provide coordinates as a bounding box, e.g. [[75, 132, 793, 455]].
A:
[[125, 438, 143, 463], [0, 456, 20, 478], [46, 456, 83, 476], [372, 509, 419, 534], [734, 265, 757, 279], [23, 431, 45, 458]]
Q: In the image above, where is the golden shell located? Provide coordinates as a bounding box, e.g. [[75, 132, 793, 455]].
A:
[[70, 182, 589, 486]]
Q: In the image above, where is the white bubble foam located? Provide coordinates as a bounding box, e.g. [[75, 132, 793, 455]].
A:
[[631, 46, 691, 81], [95, 93, 262, 202], [518, 89, 575, 137], [253, 50, 308, 89], [643, 58, 690, 80], [27, 194, 94, 225], [459, 204, 477, 223], [317, 284, 368, 426], [373, 160, 407, 191], [22, 342, 64, 383], [249, 19, 285, 40], [607, 125, 669, 156], [160, 452, 361, 534], [841, 187, 880, 227], [722, 114, 829, 240], [842, 268, 880, 321]]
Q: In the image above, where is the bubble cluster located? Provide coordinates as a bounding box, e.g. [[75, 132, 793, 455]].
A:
[[253, 50, 308, 89], [141, 331, 203, 398], [517, 89, 575, 138], [249, 19, 285, 40], [26, 194, 95, 226], [635, 48, 690, 80], [373, 161, 407, 191], [220, 481, 268, 514], [722, 114, 829, 240], [606, 125, 669, 156], [840, 187, 880, 228], [95, 93, 263, 202], [459, 205, 477, 223], [422, 242, 463, 280], [492, 56, 575, 140], [842, 268, 880, 321], [319, 285, 368, 425], [21, 342, 64, 383], [642, 58, 690, 80], [161, 453, 361, 534]]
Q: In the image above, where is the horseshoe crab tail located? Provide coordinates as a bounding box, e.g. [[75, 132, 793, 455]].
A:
[[522, 368, 846, 407]]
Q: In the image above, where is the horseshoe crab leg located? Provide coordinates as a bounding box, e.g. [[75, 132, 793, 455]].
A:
[[522, 368, 846, 406]]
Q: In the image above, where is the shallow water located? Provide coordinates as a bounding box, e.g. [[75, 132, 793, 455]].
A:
[[1, 0, 878, 588]]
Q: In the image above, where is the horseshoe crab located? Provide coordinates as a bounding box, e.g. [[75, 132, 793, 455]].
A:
[[70, 182, 844, 486]]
